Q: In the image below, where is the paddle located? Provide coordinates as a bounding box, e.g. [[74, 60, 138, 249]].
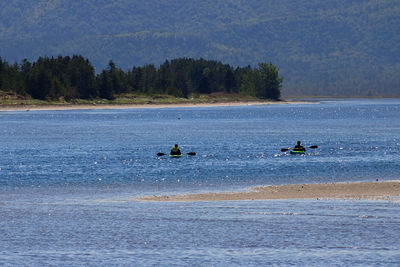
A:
[[156, 152, 196, 156], [281, 145, 318, 152]]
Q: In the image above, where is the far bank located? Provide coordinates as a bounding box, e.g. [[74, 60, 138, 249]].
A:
[[0, 92, 309, 111]]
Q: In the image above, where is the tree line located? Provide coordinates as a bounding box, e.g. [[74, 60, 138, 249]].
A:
[[0, 55, 282, 101]]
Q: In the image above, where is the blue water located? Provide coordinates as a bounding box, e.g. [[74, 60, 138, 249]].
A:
[[1, 99, 400, 266]]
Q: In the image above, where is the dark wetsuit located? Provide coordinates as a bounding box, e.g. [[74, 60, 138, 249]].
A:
[[170, 147, 182, 155]]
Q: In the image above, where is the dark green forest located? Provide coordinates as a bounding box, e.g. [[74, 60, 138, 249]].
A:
[[1, 0, 399, 97], [0, 56, 282, 101]]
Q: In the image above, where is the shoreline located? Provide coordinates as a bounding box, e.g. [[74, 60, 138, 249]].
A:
[[137, 180, 400, 202], [0, 100, 311, 112]]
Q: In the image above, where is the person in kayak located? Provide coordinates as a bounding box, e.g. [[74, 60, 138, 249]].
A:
[[170, 144, 182, 155], [293, 141, 306, 152]]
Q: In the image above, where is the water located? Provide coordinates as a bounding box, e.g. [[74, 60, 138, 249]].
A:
[[1, 99, 399, 266]]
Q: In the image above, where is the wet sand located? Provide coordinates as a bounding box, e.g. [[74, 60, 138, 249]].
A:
[[138, 180, 400, 202], [0, 100, 310, 111]]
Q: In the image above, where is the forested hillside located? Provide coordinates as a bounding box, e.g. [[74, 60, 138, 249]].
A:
[[0, 56, 282, 101], [0, 0, 399, 96]]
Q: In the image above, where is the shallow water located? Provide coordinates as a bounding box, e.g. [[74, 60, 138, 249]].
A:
[[1, 99, 400, 265]]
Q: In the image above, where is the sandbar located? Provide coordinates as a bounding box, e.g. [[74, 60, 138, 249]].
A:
[[138, 180, 400, 202], [0, 100, 310, 112]]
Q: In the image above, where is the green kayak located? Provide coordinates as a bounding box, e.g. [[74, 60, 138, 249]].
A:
[[169, 154, 183, 158], [290, 150, 305, 155]]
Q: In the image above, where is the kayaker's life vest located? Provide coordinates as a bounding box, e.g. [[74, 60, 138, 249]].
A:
[[170, 146, 181, 155]]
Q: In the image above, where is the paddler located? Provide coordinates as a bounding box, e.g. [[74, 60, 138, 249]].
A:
[[170, 144, 182, 155], [293, 141, 306, 152]]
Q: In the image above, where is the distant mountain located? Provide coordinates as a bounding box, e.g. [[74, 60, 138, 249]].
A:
[[1, 0, 399, 96]]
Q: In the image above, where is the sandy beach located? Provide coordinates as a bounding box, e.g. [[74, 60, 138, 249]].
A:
[[138, 180, 400, 202], [0, 100, 310, 112]]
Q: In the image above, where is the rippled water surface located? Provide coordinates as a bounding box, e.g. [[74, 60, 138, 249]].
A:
[[1, 99, 400, 266]]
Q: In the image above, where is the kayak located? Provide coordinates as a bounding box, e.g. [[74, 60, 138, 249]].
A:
[[290, 150, 305, 155], [169, 154, 183, 158]]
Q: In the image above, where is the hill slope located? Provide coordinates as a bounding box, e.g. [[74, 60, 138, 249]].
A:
[[1, 0, 399, 96]]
